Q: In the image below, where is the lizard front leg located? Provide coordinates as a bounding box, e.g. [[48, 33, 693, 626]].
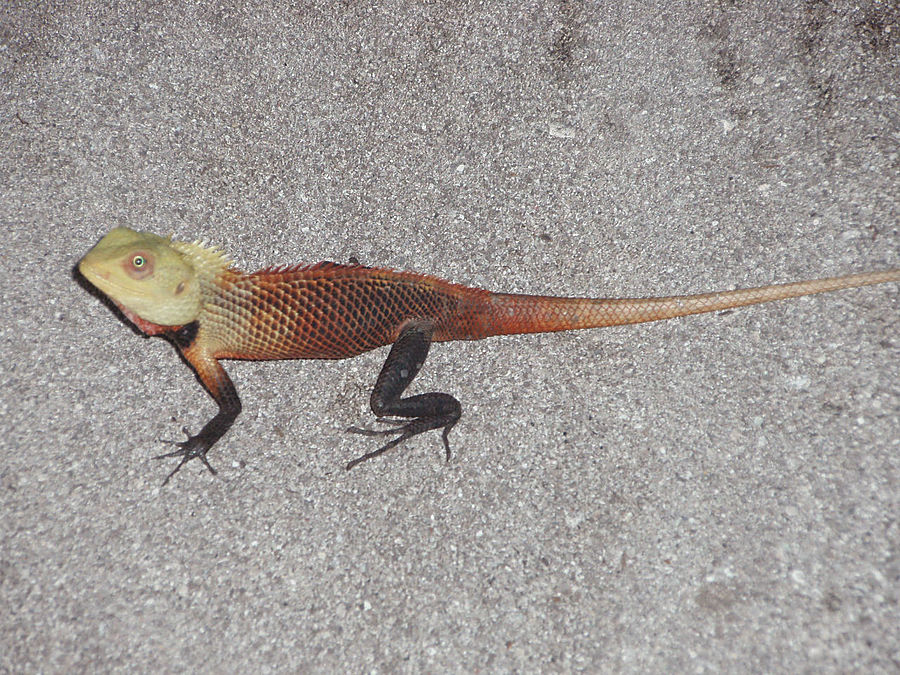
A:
[[155, 342, 242, 484], [346, 320, 462, 470]]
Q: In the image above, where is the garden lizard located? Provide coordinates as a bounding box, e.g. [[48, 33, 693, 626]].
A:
[[78, 227, 899, 483]]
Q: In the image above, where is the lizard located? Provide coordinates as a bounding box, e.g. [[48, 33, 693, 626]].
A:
[[77, 226, 900, 483]]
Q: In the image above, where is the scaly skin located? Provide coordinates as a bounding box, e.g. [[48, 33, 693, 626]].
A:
[[78, 227, 899, 482]]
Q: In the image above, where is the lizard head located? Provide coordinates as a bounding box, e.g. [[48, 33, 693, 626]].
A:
[[79, 227, 202, 327]]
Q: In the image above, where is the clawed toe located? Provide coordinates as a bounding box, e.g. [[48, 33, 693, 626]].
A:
[[153, 427, 218, 484], [346, 424, 404, 437]]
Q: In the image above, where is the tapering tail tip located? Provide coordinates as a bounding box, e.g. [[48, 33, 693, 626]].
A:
[[484, 268, 899, 336]]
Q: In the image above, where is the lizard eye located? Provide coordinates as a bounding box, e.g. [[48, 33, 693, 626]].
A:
[[124, 251, 154, 279]]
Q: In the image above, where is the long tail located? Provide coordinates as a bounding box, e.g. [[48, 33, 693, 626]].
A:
[[481, 268, 899, 337]]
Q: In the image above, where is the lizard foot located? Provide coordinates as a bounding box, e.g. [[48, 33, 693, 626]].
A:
[[155, 426, 218, 485], [347, 320, 461, 470], [345, 415, 458, 470]]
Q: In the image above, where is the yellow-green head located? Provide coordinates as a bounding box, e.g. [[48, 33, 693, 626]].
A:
[[79, 227, 204, 326]]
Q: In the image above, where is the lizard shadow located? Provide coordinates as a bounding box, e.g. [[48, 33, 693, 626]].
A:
[[72, 264, 147, 339]]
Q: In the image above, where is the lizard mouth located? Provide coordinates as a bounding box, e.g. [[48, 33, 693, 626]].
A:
[[78, 260, 143, 298], [78, 260, 174, 334], [78, 260, 154, 309]]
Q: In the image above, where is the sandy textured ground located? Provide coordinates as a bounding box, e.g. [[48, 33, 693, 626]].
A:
[[2, 2, 898, 672]]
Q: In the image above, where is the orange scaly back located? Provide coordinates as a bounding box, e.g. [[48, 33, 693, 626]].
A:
[[206, 262, 491, 360], [204, 264, 898, 360]]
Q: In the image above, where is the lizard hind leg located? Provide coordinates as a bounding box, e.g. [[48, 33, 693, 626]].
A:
[[346, 320, 462, 470]]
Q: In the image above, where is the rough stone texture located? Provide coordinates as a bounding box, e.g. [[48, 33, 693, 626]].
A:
[[1, 2, 898, 672]]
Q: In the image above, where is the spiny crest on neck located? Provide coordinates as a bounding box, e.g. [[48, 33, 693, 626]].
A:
[[170, 236, 235, 280]]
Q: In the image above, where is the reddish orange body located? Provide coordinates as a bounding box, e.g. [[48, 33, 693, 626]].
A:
[[210, 263, 493, 360], [206, 263, 898, 361]]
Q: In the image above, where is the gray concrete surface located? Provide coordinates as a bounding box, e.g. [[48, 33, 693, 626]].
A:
[[2, 2, 899, 672]]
